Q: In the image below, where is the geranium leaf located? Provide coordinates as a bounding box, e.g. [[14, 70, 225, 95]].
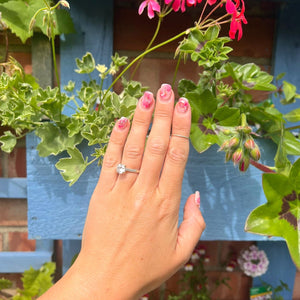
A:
[[0, 130, 17, 153], [245, 161, 300, 268], [35, 123, 83, 157], [284, 108, 300, 122], [75, 52, 95, 74], [55, 147, 89, 186]]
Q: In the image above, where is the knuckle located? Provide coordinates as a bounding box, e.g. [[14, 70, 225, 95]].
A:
[[167, 146, 188, 164], [102, 155, 119, 169], [148, 137, 168, 156], [125, 144, 144, 159], [155, 110, 171, 120]]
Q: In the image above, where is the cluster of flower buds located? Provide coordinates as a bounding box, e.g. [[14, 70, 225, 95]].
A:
[[184, 244, 210, 271], [219, 125, 261, 172]]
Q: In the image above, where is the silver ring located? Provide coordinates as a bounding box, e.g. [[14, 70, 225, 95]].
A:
[[171, 134, 189, 140], [116, 163, 140, 175]]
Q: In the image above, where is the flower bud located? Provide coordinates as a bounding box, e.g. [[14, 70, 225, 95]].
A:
[[250, 147, 261, 161], [232, 148, 243, 165], [244, 138, 255, 150], [60, 0, 70, 8], [219, 140, 230, 151], [228, 137, 239, 148], [225, 151, 233, 162], [239, 157, 250, 172]]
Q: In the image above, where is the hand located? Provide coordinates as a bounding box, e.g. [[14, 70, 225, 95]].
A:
[[40, 84, 205, 300]]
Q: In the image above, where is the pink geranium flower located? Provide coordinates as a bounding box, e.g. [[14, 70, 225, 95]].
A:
[[138, 0, 161, 19], [165, 0, 202, 12], [227, 0, 247, 40]]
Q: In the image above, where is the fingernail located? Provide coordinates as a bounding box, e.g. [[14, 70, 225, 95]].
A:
[[177, 97, 189, 113], [159, 83, 172, 101], [195, 191, 200, 207], [117, 117, 129, 130], [141, 91, 154, 109]]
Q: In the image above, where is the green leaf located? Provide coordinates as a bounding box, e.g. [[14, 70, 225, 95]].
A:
[[284, 108, 300, 122], [213, 106, 240, 126], [75, 52, 95, 74], [55, 147, 89, 186], [13, 262, 55, 299], [0, 130, 17, 153], [64, 80, 75, 92], [186, 89, 217, 115], [245, 165, 300, 268], [281, 81, 299, 104], [271, 131, 300, 156], [0, 278, 12, 291], [177, 79, 197, 97], [35, 123, 83, 157]]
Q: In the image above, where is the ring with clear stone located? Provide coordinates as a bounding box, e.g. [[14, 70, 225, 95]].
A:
[[116, 163, 140, 175]]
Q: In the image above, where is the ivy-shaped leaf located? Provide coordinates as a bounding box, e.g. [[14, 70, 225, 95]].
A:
[[35, 123, 83, 157], [0, 130, 17, 153], [284, 108, 300, 123], [75, 52, 95, 74], [55, 147, 89, 186], [245, 158, 300, 268]]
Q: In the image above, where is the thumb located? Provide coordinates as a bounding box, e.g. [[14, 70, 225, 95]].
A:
[[176, 191, 206, 264]]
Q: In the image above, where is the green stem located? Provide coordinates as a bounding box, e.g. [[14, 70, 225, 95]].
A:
[[103, 28, 191, 100], [50, 25, 62, 121], [130, 16, 163, 80], [172, 55, 181, 88], [87, 157, 98, 166]]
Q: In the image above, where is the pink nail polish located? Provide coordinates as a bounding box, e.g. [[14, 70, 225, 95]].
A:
[[177, 97, 189, 113], [159, 83, 172, 101], [141, 91, 154, 109], [117, 117, 128, 130], [195, 191, 200, 207]]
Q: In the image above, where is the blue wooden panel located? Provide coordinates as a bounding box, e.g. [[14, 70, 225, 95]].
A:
[[0, 240, 53, 273], [60, 0, 113, 116], [253, 241, 296, 299], [273, 1, 300, 129], [0, 178, 27, 199]]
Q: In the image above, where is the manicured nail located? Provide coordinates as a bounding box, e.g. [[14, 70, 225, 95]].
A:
[[195, 191, 200, 207], [177, 97, 189, 113], [159, 83, 172, 101], [141, 91, 154, 109], [117, 117, 129, 130]]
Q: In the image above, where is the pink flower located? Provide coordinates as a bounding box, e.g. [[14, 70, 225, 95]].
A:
[[228, 0, 247, 40], [232, 148, 243, 165], [165, 0, 202, 12], [138, 0, 161, 19]]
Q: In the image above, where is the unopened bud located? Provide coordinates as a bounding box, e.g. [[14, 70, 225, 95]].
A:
[[29, 18, 36, 31], [232, 148, 243, 165], [244, 138, 255, 150], [228, 137, 239, 148], [225, 151, 233, 162], [60, 0, 70, 8], [223, 129, 231, 135], [219, 140, 230, 151], [239, 157, 250, 172], [250, 147, 261, 161]]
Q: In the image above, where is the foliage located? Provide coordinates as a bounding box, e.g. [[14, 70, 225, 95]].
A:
[[167, 245, 229, 300], [0, 262, 55, 300], [0, 0, 300, 269]]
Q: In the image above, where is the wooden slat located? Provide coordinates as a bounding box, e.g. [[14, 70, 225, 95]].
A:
[[0, 240, 53, 273], [0, 178, 27, 199]]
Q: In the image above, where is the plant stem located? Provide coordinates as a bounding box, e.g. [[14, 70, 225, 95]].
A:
[[249, 159, 276, 173], [103, 29, 191, 99], [130, 16, 163, 80], [172, 55, 181, 87]]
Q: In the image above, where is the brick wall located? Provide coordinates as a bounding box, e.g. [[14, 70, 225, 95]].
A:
[[0, 1, 299, 299]]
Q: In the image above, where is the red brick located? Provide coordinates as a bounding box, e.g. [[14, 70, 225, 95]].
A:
[[293, 271, 300, 300], [0, 273, 23, 289], [7, 52, 32, 74], [8, 232, 35, 252], [0, 198, 27, 226], [8, 145, 26, 178]]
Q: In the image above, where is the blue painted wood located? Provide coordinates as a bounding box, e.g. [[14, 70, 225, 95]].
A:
[[273, 1, 300, 129], [62, 240, 81, 274], [60, 0, 113, 116], [253, 241, 296, 299], [27, 0, 114, 240], [0, 178, 27, 199], [0, 240, 53, 273]]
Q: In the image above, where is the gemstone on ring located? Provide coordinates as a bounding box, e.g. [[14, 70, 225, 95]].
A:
[[116, 164, 140, 174], [116, 163, 126, 174]]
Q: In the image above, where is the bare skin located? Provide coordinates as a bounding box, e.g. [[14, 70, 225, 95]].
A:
[[39, 84, 205, 300]]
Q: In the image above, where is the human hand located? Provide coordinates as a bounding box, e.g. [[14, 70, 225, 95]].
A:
[[41, 84, 205, 300]]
